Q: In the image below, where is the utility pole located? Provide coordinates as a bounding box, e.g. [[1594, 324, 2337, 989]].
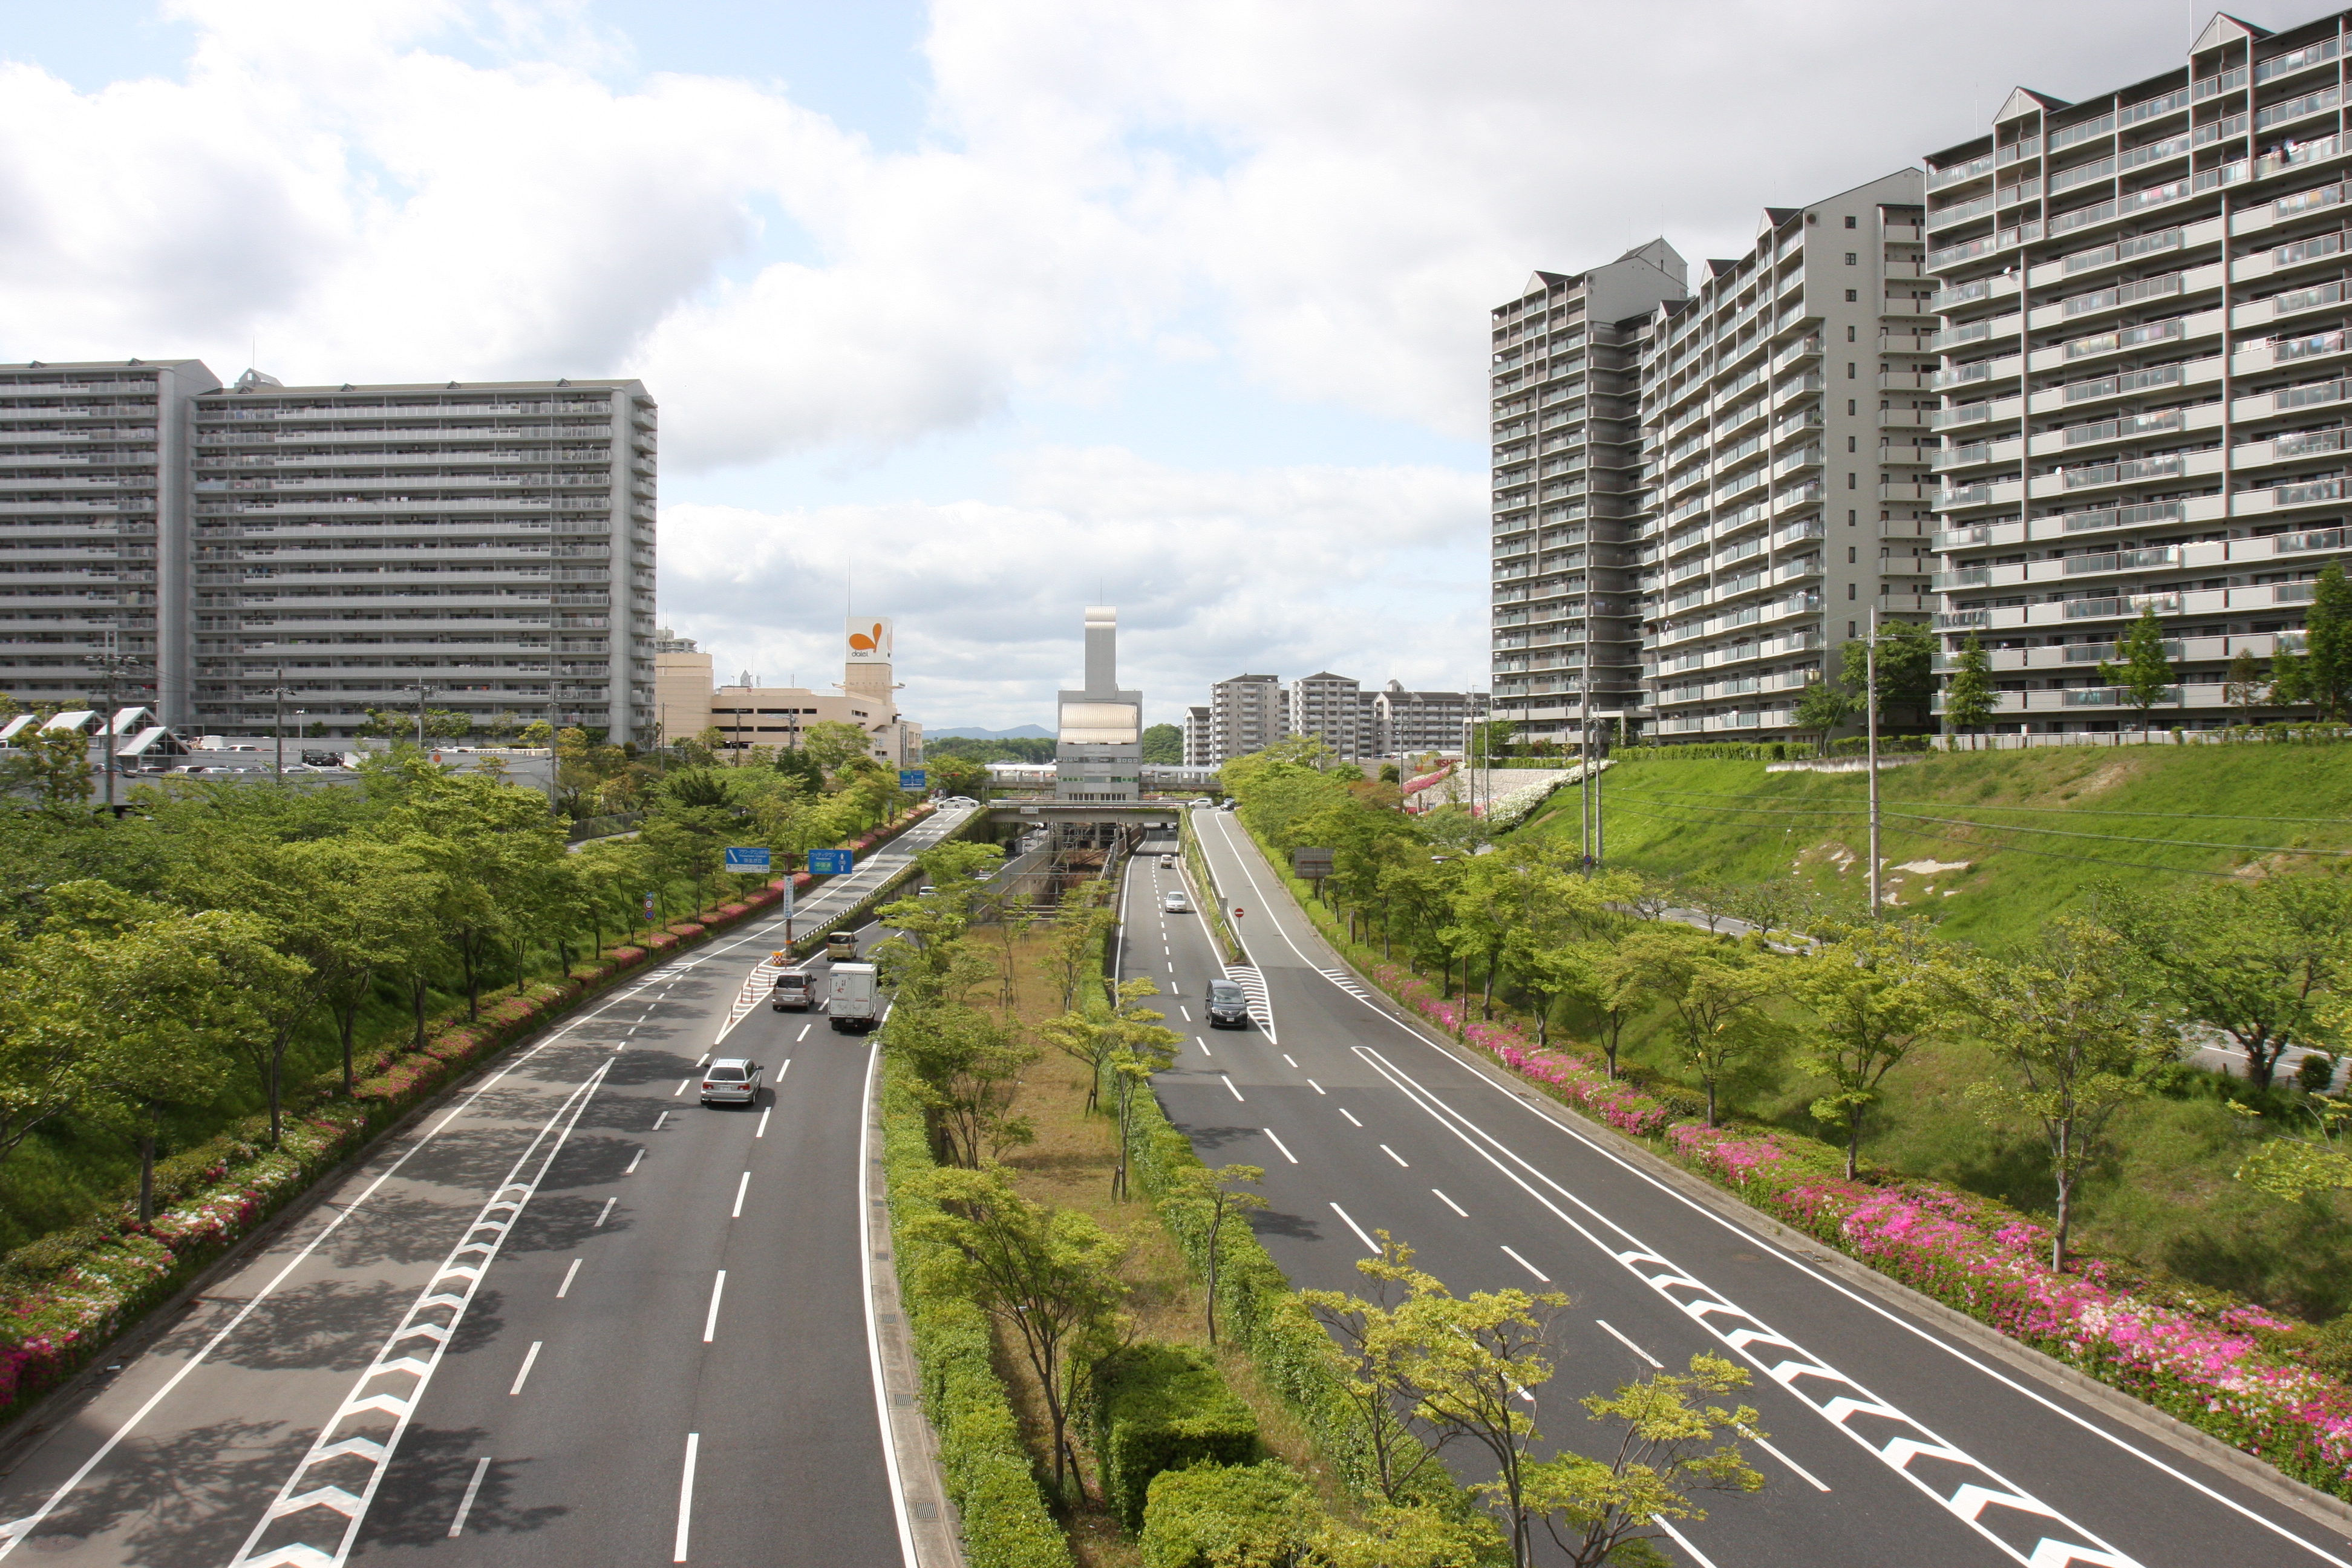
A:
[[1866, 607, 1883, 924], [82, 629, 142, 812], [265, 685, 288, 780], [401, 682, 439, 749], [1578, 713, 1592, 874]]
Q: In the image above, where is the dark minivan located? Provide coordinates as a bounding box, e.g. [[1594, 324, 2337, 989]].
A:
[[1206, 979, 1252, 1030]]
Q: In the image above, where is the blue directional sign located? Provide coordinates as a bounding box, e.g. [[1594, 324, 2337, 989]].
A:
[[808, 848, 854, 875], [724, 846, 771, 872], [900, 769, 926, 790]]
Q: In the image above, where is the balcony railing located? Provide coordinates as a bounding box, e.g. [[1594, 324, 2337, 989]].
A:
[[2255, 83, 2341, 133], [2191, 65, 2248, 100], [2063, 409, 2183, 445], [2064, 316, 2186, 360], [2277, 477, 2348, 506], [2062, 545, 2182, 574], [2056, 498, 2187, 532], [1930, 152, 1996, 189], [2060, 225, 2183, 275], [2062, 592, 2183, 618], [2060, 452, 2185, 488], [2256, 36, 2341, 84], [2270, 328, 2347, 363], [2061, 272, 2184, 318]]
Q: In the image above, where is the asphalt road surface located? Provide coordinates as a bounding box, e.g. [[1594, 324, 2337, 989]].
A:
[[0, 806, 975, 1568], [1145, 806, 2352, 1568]]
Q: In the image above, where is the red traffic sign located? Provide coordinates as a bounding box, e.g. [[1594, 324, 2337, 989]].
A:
[[1233, 907, 1245, 919]]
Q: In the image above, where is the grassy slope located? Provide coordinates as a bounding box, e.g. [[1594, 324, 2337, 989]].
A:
[[1508, 743, 2352, 1319], [1522, 742, 2352, 946]]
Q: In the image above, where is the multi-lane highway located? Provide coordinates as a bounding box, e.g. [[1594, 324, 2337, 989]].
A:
[[0, 806, 976, 1568], [1143, 806, 2352, 1568]]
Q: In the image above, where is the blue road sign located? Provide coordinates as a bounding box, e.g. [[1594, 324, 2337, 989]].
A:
[[900, 769, 926, 789], [724, 846, 772, 872], [808, 848, 854, 875]]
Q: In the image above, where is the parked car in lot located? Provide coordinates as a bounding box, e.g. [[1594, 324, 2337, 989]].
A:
[[1162, 889, 1191, 913], [700, 1057, 764, 1105], [1206, 979, 1251, 1028], [771, 969, 815, 1010]]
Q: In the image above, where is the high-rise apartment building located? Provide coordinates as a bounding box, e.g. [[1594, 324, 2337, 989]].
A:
[[0, 359, 219, 724], [1372, 681, 1490, 757], [1489, 243, 1690, 749], [1922, 11, 2352, 733], [1636, 172, 1935, 740], [1183, 704, 1212, 766], [1288, 671, 1374, 759], [188, 374, 657, 742], [1209, 673, 1283, 763]]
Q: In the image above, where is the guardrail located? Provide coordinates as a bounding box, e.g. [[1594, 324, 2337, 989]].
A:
[[1178, 807, 1244, 963]]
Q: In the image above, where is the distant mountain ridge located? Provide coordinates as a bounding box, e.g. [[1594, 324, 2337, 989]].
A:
[[926, 724, 1055, 740]]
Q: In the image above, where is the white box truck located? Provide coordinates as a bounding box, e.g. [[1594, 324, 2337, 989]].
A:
[[828, 961, 880, 1033]]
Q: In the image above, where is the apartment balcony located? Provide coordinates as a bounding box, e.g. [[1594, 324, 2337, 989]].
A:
[[1882, 480, 1936, 503], [1934, 436, 2024, 474]]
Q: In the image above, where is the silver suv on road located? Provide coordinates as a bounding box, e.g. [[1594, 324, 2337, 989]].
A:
[[701, 1058, 764, 1106]]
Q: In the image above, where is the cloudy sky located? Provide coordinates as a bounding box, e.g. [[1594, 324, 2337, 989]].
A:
[[2, 0, 2333, 728]]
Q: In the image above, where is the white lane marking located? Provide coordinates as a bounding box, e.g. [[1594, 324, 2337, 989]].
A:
[[1655, 1517, 1723, 1568], [673, 1078, 690, 1097], [1501, 1246, 1551, 1283], [626, 1027, 637, 1036], [1597, 1318, 1661, 1367], [1339, 1108, 1362, 1127], [694, 1052, 710, 1067], [624, 1149, 644, 1175], [756, 1108, 772, 1138], [1433, 1188, 1468, 1217], [776, 1059, 790, 1080], [1221, 1074, 1246, 1102], [1351, 1045, 2148, 1568], [1180, 1007, 1191, 1022], [1379, 1143, 1410, 1168], [556, 1259, 581, 1298], [702, 1272, 727, 1341], [1167, 961, 1175, 973], [1263, 1128, 1298, 1165], [446, 1457, 490, 1537], [1328, 1203, 1380, 1253], [508, 1342, 543, 1396], [221, 1062, 610, 1568], [673, 1432, 698, 1563], [855, 1040, 923, 1568], [1282, 1054, 1298, 1067], [1740, 1422, 1832, 1493], [731, 1172, 750, 1218], [797, 1022, 812, 1040], [595, 1197, 615, 1228], [1306, 1079, 1324, 1094], [1196, 1036, 1214, 1058]]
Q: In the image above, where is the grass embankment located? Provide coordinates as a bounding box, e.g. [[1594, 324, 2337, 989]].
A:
[[970, 930, 1339, 1567], [1521, 742, 2352, 947]]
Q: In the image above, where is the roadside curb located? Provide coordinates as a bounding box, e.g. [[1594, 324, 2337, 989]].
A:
[[861, 1048, 967, 1568], [1218, 821, 2352, 1544]]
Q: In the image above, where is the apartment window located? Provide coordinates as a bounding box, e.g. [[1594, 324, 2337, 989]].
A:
[[1849, 546, 1858, 563], [1844, 215, 1858, 229], [1848, 510, 1857, 526], [1845, 289, 1858, 302], [1845, 252, 1858, 265], [1847, 362, 1857, 379], [1846, 325, 1857, 342], [1847, 399, 1857, 415], [1850, 621, 1858, 636], [1847, 436, 1857, 452], [1849, 583, 1858, 599], [1848, 473, 1857, 488]]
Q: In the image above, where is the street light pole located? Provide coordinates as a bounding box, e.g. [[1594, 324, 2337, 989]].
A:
[[266, 685, 288, 781], [401, 682, 439, 749], [82, 629, 142, 812], [1866, 607, 1883, 924]]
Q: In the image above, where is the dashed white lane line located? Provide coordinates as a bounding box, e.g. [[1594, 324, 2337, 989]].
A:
[[1221, 1074, 1246, 1102], [1196, 1036, 1214, 1057], [1180, 1007, 1191, 1022], [653, 1111, 670, 1132], [1654, 1519, 1723, 1568], [1433, 1188, 1468, 1217], [672, 1078, 690, 1097], [595, 1197, 616, 1227], [797, 1022, 812, 1041], [775, 1059, 789, 1081], [1339, 1108, 1362, 1127], [673, 1432, 699, 1563], [694, 1052, 710, 1068], [731, 1172, 750, 1218], [702, 1271, 727, 1342], [1282, 1054, 1298, 1067], [1501, 1246, 1551, 1283], [508, 1341, 543, 1396], [756, 1108, 772, 1138], [624, 1149, 645, 1175], [1596, 1317, 1659, 1367], [1379, 1144, 1410, 1168], [1740, 1420, 1832, 1492], [1329, 1203, 1380, 1253], [1263, 1128, 1298, 1165], [1306, 1079, 1325, 1094], [557, 1258, 581, 1298], [447, 1457, 491, 1537]]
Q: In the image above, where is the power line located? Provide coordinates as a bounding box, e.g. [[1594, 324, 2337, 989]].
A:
[[1600, 792, 2350, 858], [1608, 780, 2352, 826]]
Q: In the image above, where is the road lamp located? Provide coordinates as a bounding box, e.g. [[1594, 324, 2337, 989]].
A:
[[1865, 607, 1884, 924]]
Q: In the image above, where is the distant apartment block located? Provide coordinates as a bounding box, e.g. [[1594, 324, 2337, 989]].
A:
[[1922, 10, 2352, 733], [1373, 681, 1489, 756], [1209, 672, 1283, 763], [1488, 243, 1689, 748], [1288, 670, 1376, 760], [190, 373, 658, 742], [1182, 703, 1212, 766], [0, 359, 219, 725], [1637, 171, 1934, 742]]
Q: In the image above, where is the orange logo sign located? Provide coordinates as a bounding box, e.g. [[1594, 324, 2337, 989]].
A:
[[849, 622, 885, 652]]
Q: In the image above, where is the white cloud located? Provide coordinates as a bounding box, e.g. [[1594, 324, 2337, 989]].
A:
[[659, 445, 1485, 727]]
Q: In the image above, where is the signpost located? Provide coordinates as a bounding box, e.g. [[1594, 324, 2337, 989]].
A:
[[1292, 848, 1334, 879], [899, 769, 926, 791], [808, 848, 854, 876], [724, 846, 773, 873], [642, 892, 656, 946]]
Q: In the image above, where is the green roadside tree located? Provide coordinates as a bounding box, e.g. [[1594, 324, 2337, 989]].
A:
[[1842, 618, 1936, 727], [294, 839, 442, 1094], [0, 712, 94, 815], [801, 719, 876, 780], [2223, 645, 2267, 728], [1299, 1237, 1457, 1508], [1944, 920, 2176, 1270], [1162, 1163, 1268, 1345], [1104, 984, 1182, 1201], [926, 753, 990, 802], [1609, 925, 1780, 1126], [2308, 560, 2352, 720], [1793, 677, 1854, 755], [1140, 722, 1184, 763], [1942, 634, 1999, 745], [1788, 921, 1947, 1178], [903, 1165, 1126, 1498], [2097, 604, 2175, 733], [895, 1005, 1037, 1169]]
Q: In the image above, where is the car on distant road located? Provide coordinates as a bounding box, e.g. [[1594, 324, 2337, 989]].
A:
[[826, 929, 860, 962], [1160, 854, 1176, 868], [700, 1057, 764, 1105], [771, 970, 815, 1011], [1218, 800, 1238, 811], [1163, 890, 1191, 913], [1206, 979, 1251, 1029], [1189, 797, 1213, 807]]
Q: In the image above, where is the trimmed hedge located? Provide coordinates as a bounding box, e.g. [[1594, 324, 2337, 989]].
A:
[[1138, 1461, 1310, 1568], [877, 1051, 1074, 1568], [1089, 1343, 1259, 1530]]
